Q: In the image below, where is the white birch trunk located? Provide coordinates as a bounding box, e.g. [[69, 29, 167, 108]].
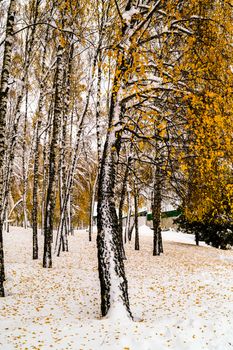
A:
[[0, 0, 16, 297]]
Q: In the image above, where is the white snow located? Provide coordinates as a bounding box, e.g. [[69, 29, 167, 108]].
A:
[[139, 225, 208, 246], [122, 8, 140, 26], [0, 226, 233, 350]]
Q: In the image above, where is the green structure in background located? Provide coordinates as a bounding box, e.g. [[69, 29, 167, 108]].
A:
[[147, 209, 182, 221]]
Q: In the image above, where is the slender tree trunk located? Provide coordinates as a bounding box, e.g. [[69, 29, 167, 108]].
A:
[[134, 182, 139, 251], [57, 43, 74, 252], [118, 157, 131, 259], [96, 51, 102, 168], [88, 187, 93, 242], [68, 194, 73, 235], [125, 187, 132, 243], [152, 166, 163, 256], [195, 232, 199, 246], [20, 0, 40, 229], [22, 88, 28, 229], [41, 115, 51, 235], [88, 175, 97, 242], [43, 45, 63, 268], [32, 120, 41, 259], [32, 22, 49, 257], [0, 0, 16, 297]]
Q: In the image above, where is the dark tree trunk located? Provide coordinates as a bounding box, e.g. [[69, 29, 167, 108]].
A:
[[128, 222, 134, 242], [118, 159, 131, 259], [43, 45, 63, 268], [88, 177, 96, 242], [152, 166, 163, 256], [158, 227, 163, 253], [88, 191, 93, 242], [32, 120, 41, 259], [118, 171, 129, 259], [124, 186, 132, 243], [195, 232, 199, 246], [0, 0, 16, 297], [134, 183, 139, 251], [68, 195, 74, 235]]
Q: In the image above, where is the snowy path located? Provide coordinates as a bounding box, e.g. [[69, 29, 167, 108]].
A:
[[0, 227, 233, 350]]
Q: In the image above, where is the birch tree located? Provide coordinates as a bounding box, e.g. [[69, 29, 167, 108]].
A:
[[42, 40, 64, 268], [0, 0, 16, 297], [97, 0, 165, 319]]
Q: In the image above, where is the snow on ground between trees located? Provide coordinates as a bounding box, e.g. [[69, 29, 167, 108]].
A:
[[0, 226, 233, 350]]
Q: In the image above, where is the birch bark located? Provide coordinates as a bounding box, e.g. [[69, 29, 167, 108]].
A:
[[43, 45, 63, 268], [97, 48, 132, 317], [32, 23, 49, 259], [0, 0, 16, 297]]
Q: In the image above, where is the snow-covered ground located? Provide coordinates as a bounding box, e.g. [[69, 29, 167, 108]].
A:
[[1, 226, 233, 350]]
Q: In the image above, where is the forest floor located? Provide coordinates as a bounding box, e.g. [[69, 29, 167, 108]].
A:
[[0, 226, 233, 350]]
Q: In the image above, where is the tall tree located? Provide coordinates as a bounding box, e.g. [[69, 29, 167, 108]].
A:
[[97, 0, 163, 318], [43, 44, 63, 268], [32, 22, 50, 260], [0, 0, 16, 297]]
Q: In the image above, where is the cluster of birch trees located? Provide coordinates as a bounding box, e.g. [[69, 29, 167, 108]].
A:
[[0, 0, 233, 318]]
